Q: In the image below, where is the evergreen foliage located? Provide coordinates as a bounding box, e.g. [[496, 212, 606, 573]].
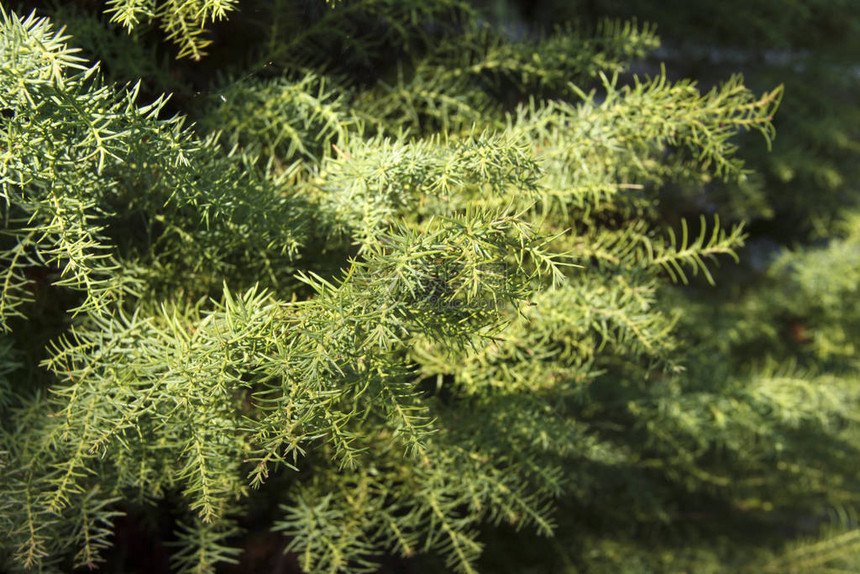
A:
[[586, 0, 860, 236], [0, 1, 856, 573], [105, 0, 238, 60]]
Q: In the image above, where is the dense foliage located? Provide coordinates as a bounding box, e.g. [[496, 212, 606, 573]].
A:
[[0, 1, 857, 573]]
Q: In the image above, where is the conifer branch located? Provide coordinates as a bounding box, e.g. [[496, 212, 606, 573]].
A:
[[0, 4, 815, 573]]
